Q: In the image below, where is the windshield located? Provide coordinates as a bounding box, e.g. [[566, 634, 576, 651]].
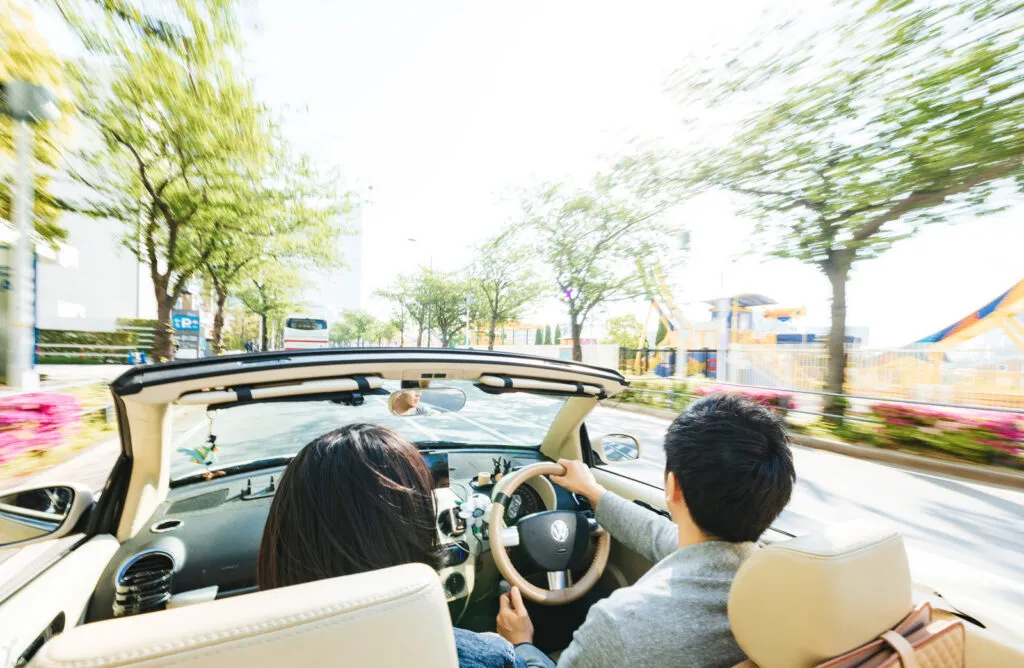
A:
[[170, 380, 567, 480]]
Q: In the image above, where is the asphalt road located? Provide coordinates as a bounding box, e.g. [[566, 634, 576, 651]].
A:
[[3, 391, 1022, 627]]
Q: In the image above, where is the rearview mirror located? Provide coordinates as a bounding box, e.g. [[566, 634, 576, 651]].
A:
[[593, 434, 642, 464], [388, 388, 467, 417], [0, 484, 94, 548]]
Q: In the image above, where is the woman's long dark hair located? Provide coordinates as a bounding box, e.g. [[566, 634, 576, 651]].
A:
[[257, 423, 439, 589]]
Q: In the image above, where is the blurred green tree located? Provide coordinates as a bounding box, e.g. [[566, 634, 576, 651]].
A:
[[648, 0, 1024, 416], [201, 157, 349, 355], [239, 265, 304, 352], [523, 170, 670, 361], [470, 231, 546, 350], [54, 0, 348, 361], [330, 310, 377, 347], [603, 314, 644, 349]]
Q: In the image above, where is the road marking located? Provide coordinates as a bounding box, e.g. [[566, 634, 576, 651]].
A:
[[173, 416, 212, 448], [448, 411, 534, 446], [400, 415, 441, 441]]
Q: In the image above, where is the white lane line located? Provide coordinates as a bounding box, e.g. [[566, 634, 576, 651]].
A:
[[448, 411, 534, 446], [173, 417, 211, 448], [401, 415, 441, 441], [477, 408, 555, 429]]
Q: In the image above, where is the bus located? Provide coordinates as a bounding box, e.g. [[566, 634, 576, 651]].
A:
[[282, 314, 330, 350]]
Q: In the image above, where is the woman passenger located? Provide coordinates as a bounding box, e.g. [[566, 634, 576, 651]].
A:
[[258, 423, 524, 668]]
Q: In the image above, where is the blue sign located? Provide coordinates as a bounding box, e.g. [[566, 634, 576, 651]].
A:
[[172, 313, 201, 331]]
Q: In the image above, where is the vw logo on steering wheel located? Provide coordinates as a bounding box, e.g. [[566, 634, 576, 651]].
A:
[[550, 519, 570, 543]]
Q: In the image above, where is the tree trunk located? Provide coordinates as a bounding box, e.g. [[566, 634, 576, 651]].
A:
[[260, 313, 269, 352], [416, 324, 424, 347], [488, 316, 497, 350], [212, 290, 227, 356], [154, 296, 175, 362], [824, 259, 851, 422], [571, 315, 583, 362]]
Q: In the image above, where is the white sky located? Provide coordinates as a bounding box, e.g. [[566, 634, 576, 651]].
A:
[[35, 0, 1024, 347]]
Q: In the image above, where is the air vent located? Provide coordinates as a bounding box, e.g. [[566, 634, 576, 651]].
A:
[[150, 519, 183, 533], [113, 550, 175, 617]]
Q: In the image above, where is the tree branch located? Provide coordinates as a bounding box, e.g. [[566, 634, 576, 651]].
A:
[[852, 157, 1024, 243]]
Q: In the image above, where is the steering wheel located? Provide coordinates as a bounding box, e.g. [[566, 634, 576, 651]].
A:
[[489, 462, 611, 605]]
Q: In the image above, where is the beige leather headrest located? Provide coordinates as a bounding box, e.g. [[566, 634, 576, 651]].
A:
[[30, 563, 458, 667], [728, 523, 913, 668]]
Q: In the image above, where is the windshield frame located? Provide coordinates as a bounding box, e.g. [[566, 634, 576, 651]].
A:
[[168, 382, 573, 482]]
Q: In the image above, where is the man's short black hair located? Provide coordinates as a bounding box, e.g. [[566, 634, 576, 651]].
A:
[[664, 393, 795, 543]]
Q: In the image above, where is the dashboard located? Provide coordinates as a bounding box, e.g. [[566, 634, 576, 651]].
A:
[[85, 448, 586, 623]]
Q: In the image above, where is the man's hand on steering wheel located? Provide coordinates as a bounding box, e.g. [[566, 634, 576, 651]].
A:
[[549, 459, 607, 508], [497, 587, 534, 645]]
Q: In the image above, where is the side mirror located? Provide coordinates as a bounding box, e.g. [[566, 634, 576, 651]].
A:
[[0, 484, 94, 548], [593, 434, 642, 464]]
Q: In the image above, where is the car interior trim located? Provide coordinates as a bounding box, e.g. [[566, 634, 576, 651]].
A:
[[176, 375, 385, 406], [477, 374, 604, 396], [112, 349, 627, 397]]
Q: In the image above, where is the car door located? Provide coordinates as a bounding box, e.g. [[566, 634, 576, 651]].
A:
[[0, 532, 118, 667]]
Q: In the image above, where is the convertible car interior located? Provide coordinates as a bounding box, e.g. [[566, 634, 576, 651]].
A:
[[1, 349, 1022, 667]]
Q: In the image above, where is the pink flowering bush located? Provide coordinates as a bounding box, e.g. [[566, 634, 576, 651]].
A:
[[695, 385, 795, 416], [869, 402, 1024, 467], [0, 393, 81, 465]]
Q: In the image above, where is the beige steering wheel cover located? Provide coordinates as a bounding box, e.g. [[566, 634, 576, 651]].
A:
[[489, 462, 611, 605]]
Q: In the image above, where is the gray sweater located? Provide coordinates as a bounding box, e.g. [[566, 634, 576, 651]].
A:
[[515, 492, 755, 668]]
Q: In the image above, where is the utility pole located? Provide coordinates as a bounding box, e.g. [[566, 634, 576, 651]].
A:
[[1, 81, 60, 389]]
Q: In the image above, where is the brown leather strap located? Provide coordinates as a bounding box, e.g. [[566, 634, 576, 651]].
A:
[[881, 631, 920, 668]]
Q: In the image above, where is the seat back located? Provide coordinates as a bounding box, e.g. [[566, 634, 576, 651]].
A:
[[728, 522, 913, 668], [29, 563, 458, 667]]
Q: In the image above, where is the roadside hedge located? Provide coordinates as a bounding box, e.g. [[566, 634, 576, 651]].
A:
[[37, 329, 135, 346], [36, 355, 119, 365], [36, 326, 155, 363], [869, 402, 1024, 468], [619, 379, 693, 412], [621, 376, 1023, 471], [116, 318, 160, 329]]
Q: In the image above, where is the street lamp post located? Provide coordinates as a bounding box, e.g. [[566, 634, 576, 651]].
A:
[[1, 81, 60, 389]]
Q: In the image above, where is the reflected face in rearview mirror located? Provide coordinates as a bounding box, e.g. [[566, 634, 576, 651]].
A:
[[0, 486, 75, 546], [388, 388, 467, 417]]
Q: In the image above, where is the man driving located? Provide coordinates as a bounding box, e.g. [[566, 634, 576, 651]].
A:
[[497, 394, 796, 667]]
